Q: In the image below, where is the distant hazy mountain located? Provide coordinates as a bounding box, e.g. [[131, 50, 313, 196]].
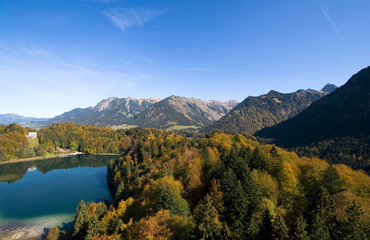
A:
[[256, 67, 370, 171], [322, 83, 338, 93], [203, 88, 331, 134], [47, 97, 161, 127], [129, 96, 238, 129], [0, 113, 50, 125]]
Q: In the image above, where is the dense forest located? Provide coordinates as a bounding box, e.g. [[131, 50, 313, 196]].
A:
[[38, 123, 124, 154], [2, 123, 369, 239], [291, 136, 370, 174], [42, 127, 369, 240], [0, 123, 125, 162]]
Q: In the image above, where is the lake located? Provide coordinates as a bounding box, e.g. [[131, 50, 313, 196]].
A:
[[0, 154, 117, 234]]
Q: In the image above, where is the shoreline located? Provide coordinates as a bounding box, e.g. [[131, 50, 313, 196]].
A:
[[0, 152, 84, 165], [0, 217, 73, 240], [0, 152, 120, 165]]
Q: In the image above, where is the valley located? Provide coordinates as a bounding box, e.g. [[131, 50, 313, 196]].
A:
[[0, 65, 369, 239], [2, 1, 370, 239]]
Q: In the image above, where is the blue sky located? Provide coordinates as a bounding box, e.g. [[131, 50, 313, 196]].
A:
[[0, 0, 369, 118]]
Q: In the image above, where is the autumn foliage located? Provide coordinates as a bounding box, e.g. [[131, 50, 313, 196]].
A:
[[62, 127, 370, 239]]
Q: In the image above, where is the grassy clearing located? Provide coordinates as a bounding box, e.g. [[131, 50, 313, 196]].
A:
[[166, 125, 199, 131], [44, 152, 60, 158], [111, 124, 138, 130], [27, 137, 39, 148]]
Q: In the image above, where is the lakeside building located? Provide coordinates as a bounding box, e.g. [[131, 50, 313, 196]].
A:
[[27, 132, 37, 139]]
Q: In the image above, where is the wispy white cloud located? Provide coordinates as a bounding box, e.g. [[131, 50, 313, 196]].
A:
[[318, 0, 339, 37], [23, 47, 54, 59], [102, 8, 167, 31], [0, 44, 142, 117]]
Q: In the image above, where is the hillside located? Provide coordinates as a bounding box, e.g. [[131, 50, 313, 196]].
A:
[[49, 128, 369, 240], [0, 124, 41, 161], [256, 66, 370, 171], [128, 96, 238, 129], [47, 97, 161, 127], [204, 88, 330, 134]]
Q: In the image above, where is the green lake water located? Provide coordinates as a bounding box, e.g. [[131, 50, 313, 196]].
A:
[[0, 154, 117, 229]]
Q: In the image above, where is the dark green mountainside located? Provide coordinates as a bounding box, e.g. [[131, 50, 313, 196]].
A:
[[203, 88, 330, 134], [129, 96, 238, 129], [256, 66, 370, 172]]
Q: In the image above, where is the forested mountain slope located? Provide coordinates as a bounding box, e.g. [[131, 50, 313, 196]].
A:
[[256, 66, 370, 172], [204, 88, 330, 134]]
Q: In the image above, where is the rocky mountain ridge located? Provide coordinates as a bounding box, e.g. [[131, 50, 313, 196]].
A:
[[129, 96, 238, 129], [47, 97, 162, 127], [203, 86, 334, 134]]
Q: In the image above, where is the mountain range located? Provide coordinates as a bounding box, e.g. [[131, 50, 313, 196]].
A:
[[0, 113, 50, 125], [46, 97, 161, 127], [256, 67, 369, 146], [3, 84, 336, 131], [128, 96, 238, 130], [202, 85, 336, 134], [41, 85, 331, 130], [42, 96, 238, 130], [256, 66, 370, 172]]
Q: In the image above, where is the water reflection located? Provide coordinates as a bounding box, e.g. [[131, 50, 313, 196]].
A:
[[0, 154, 118, 230], [0, 154, 116, 183]]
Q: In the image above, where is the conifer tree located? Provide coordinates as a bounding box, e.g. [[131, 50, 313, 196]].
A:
[[293, 215, 310, 240], [86, 214, 100, 240], [272, 211, 289, 240], [309, 187, 340, 240], [321, 165, 344, 195], [221, 168, 249, 238], [73, 201, 88, 239], [345, 200, 367, 240], [114, 182, 125, 202], [194, 194, 223, 240], [311, 213, 331, 240], [259, 209, 274, 240], [251, 147, 266, 170], [155, 185, 190, 217]]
